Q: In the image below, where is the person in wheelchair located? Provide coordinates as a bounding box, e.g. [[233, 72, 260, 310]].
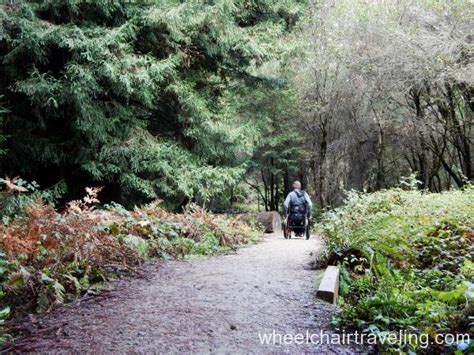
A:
[[283, 181, 312, 239]]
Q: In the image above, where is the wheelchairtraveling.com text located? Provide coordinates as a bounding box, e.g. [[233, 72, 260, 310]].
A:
[[258, 329, 471, 349]]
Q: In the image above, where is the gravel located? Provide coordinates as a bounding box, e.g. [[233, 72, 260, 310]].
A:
[[12, 233, 364, 354]]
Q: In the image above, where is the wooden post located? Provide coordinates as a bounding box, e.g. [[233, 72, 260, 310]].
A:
[[316, 265, 340, 304]]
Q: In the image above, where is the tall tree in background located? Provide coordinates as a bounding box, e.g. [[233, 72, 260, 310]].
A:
[[245, 84, 303, 211], [296, 0, 473, 207], [241, 13, 308, 212]]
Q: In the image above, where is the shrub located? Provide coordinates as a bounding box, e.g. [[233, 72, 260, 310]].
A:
[[0, 187, 260, 347], [318, 186, 474, 353]]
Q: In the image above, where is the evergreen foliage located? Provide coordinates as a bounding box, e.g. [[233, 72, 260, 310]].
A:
[[0, 0, 305, 207], [246, 83, 303, 211]]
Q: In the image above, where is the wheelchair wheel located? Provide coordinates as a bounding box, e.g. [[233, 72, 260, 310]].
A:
[[306, 224, 310, 240]]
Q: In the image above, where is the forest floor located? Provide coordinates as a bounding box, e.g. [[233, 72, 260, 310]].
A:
[[10, 233, 363, 354]]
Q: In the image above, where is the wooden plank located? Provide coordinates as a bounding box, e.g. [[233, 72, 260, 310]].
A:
[[316, 265, 340, 304]]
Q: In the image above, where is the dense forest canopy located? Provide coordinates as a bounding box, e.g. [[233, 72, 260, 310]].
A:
[[0, 0, 472, 212], [0, 0, 304, 208]]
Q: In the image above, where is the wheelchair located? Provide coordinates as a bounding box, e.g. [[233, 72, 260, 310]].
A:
[[282, 213, 310, 240]]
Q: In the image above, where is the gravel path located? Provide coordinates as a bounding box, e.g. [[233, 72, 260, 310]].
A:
[[12, 233, 362, 354]]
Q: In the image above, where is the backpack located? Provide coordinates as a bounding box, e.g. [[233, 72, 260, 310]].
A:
[[289, 190, 307, 221]]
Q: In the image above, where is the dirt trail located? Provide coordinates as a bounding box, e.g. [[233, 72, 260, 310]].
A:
[[13, 233, 361, 354]]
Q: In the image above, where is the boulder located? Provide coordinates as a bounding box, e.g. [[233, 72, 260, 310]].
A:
[[256, 211, 282, 233]]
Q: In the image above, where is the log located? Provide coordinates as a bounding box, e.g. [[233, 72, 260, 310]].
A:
[[256, 211, 281, 233], [316, 265, 340, 304]]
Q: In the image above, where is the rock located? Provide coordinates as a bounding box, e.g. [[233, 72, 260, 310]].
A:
[[256, 211, 281, 233]]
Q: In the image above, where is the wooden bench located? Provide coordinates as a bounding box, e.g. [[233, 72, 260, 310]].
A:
[[316, 265, 340, 304]]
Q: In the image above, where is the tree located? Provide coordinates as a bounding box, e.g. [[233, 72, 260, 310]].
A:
[[296, 0, 473, 207], [0, 0, 305, 208], [246, 84, 303, 211]]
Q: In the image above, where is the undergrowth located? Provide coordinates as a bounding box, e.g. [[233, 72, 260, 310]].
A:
[[0, 180, 261, 346], [318, 183, 473, 354]]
